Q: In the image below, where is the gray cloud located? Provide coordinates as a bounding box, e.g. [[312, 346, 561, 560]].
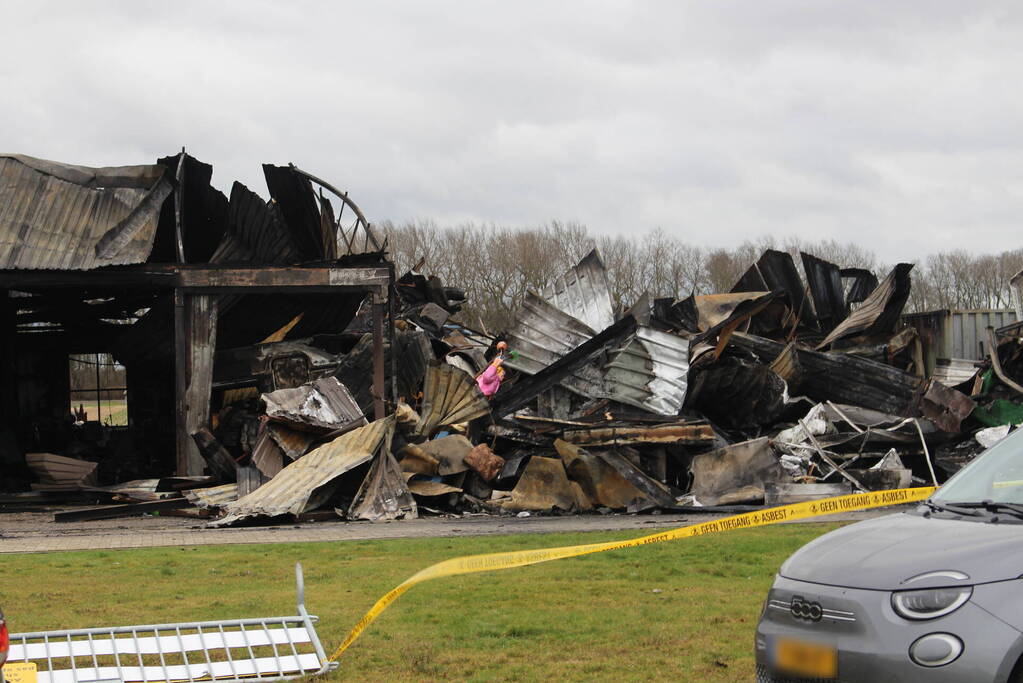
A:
[[3, 1, 1023, 263]]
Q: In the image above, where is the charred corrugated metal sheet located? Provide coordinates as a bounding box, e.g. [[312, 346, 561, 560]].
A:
[[267, 422, 318, 460], [687, 357, 787, 429], [262, 377, 366, 433], [540, 249, 615, 332], [731, 332, 924, 416], [210, 416, 395, 526], [505, 292, 603, 396], [733, 249, 818, 330], [210, 182, 300, 265], [801, 252, 847, 332], [418, 363, 490, 436], [0, 154, 171, 270], [251, 429, 286, 479], [603, 326, 689, 415], [817, 263, 913, 350], [841, 268, 879, 304], [933, 358, 981, 387], [151, 153, 228, 264], [348, 448, 416, 521], [262, 164, 329, 260], [183, 483, 239, 508], [491, 314, 639, 419]]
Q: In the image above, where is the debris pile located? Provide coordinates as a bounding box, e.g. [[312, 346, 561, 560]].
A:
[[3, 150, 1022, 524]]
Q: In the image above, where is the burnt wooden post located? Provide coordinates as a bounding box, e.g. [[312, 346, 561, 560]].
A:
[[0, 289, 15, 424], [174, 290, 218, 476], [173, 265, 391, 475], [371, 291, 386, 420]]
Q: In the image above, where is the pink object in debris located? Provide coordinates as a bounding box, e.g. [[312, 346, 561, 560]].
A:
[[476, 364, 502, 398]]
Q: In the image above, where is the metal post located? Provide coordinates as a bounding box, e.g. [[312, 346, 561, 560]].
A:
[[174, 148, 187, 263]]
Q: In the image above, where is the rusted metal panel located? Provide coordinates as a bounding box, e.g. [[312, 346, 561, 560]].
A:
[[593, 449, 676, 509], [919, 378, 976, 433], [464, 443, 504, 482], [768, 341, 800, 384], [540, 249, 615, 332], [501, 455, 578, 512], [603, 326, 689, 415], [406, 476, 461, 497], [210, 416, 395, 526], [689, 437, 787, 506], [555, 440, 645, 509], [348, 434, 416, 521], [0, 155, 171, 270], [560, 422, 715, 447], [418, 363, 490, 436], [412, 435, 472, 475], [152, 153, 228, 264]]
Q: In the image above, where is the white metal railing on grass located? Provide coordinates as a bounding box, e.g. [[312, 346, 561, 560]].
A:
[[2, 563, 336, 683]]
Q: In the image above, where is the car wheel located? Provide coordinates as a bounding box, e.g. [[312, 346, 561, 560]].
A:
[[1011, 657, 1023, 683]]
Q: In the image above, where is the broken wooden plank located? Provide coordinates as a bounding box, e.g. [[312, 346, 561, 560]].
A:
[[560, 422, 715, 447], [54, 498, 192, 523]]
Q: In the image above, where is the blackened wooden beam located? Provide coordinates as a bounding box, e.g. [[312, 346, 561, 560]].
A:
[[729, 332, 923, 416], [175, 265, 390, 293], [371, 291, 386, 420]]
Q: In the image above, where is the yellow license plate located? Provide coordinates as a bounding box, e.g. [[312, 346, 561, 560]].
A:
[[3, 661, 39, 683], [774, 637, 838, 678]]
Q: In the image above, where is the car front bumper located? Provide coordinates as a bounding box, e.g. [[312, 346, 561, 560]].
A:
[[755, 575, 1023, 683]]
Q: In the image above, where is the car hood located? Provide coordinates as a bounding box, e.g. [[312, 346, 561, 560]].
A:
[[779, 512, 1023, 590]]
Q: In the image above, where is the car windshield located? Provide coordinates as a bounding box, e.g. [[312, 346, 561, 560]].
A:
[[933, 428, 1023, 506]]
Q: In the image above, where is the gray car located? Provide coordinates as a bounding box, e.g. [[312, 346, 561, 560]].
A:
[[756, 429, 1023, 682]]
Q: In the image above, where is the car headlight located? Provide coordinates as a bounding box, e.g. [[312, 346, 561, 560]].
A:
[[891, 586, 972, 620]]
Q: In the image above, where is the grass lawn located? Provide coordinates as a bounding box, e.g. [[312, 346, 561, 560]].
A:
[[0, 523, 842, 682], [68, 400, 128, 425]]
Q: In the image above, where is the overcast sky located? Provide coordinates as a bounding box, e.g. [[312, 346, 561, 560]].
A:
[[3, 1, 1023, 262]]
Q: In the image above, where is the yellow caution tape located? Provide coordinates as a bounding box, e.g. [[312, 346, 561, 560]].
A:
[[328, 486, 936, 661]]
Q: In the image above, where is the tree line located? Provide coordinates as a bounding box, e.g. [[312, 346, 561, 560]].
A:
[[380, 220, 1023, 332]]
